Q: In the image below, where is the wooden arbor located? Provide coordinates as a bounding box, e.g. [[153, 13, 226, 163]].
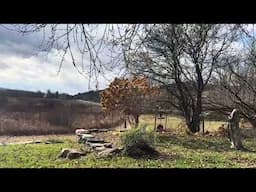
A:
[[154, 111, 168, 132], [153, 98, 172, 132]]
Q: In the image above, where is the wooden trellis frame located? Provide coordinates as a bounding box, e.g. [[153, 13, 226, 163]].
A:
[[154, 111, 168, 131]]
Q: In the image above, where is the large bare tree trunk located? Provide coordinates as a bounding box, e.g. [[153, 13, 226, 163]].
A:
[[184, 111, 201, 133], [189, 117, 201, 133], [183, 105, 201, 133], [179, 73, 203, 133], [228, 109, 243, 150], [192, 64, 203, 133]]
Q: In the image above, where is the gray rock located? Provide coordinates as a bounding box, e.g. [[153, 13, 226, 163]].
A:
[[58, 148, 73, 158], [58, 148, 85, 159], [88, 129, 99, 133], [78, 134, 95, 144], [98, 147, 122, 157], [67, 151, 85, 160], [94, 146, 107, 151], [98, 129, 109, 132], [75, 129, 90, 135], [118, 146, 124, 151], [103, 143, 113, 148], [87, 142, 105, 148], [81, 134, 94, 139], [86, 138, 105, 143]]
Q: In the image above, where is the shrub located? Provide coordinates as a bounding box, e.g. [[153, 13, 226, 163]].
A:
[[120, 124, 159, 158]]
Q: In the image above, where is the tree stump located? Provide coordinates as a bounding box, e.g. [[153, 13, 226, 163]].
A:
[[228, 109, 244, 150]]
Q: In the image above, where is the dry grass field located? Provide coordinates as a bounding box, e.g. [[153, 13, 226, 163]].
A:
[[0, 97, 122, 136]]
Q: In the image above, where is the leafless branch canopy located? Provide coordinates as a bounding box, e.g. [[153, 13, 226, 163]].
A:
[[5, 23, 256, 131]]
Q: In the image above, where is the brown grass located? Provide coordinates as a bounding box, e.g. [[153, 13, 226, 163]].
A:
[[140, 114, 227, 132], [0, 98, 122, 136], [0, 134, 76, 144]]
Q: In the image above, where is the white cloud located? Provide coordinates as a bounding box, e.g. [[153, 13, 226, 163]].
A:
[[0, 47, 120, 94], [0, 25, 125, 94]]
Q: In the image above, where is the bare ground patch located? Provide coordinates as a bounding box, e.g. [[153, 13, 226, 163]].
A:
[[0, 134, 76, 145]]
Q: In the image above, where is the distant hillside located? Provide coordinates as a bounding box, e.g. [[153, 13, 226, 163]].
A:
[[0, 96, 122, 136], [72, 90, 103, 103], [0, 88, 43, 98], [0, 88, 73, 99], [0, 87, 104, 103], [0, 87, 123, 136]]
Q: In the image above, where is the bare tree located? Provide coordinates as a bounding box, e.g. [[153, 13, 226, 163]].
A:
[[124, 24, 242, 133], [1, 24, 141, 88], [207, 30, 256, 128], [5, 24, 252, 134]]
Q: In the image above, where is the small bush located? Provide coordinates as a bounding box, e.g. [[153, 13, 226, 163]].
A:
[[121, 124, 159, 158]]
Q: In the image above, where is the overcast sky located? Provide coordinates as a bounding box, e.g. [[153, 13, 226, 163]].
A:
[[0, 24, 254, 95], [0, 25, 122, 95]]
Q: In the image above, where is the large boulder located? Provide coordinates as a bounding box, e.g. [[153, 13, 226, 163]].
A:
[[86, 138, 105, 143], [58, 148, 86, 159], [103, 143, 113, 148], [87, 142, 113, 149], [88, 129, 99, 133], [67, 151, 85, 160], [94, 146, 107, 151], [75, 129, 90, 135], [87, 142, 105, 148], [98, 147, 123, 157], [81, 134, 94, 139], [78, 134, 95, 143], [58, 148, 73, 158]]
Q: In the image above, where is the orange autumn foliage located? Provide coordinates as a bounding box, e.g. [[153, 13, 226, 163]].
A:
[[101, 76, 157, 117]]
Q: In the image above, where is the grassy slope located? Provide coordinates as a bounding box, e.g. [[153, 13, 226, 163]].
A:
[[0, 135, 256, 168], [0, 115, 256, 168]]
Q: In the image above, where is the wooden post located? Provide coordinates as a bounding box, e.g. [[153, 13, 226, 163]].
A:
[[154, 113, 157, 130], [202, 118, 204, 134], [124, 116, 127, 129], [202, 117, 205, 134], [164, 114, 168, 130], [200, 113, 205, 134]]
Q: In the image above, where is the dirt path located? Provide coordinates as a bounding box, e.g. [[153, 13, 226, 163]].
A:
[[0, 128, 126, 146], [0, 134, 76, 145]]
